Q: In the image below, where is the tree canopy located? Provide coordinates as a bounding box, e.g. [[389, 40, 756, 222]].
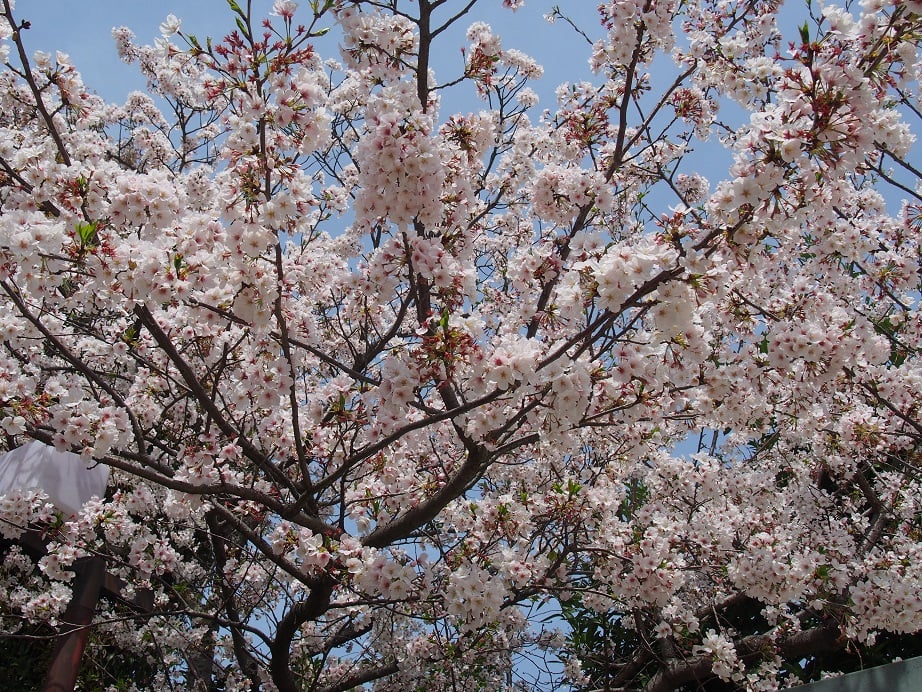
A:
[[1, 0, 922, 689]]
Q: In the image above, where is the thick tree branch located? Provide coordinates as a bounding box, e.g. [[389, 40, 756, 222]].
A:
[[270, 579, 335, 692], [643, 621, 843, 692]]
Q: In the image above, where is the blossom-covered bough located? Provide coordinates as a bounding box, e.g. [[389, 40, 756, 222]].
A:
[[0, 0, 920, 688]]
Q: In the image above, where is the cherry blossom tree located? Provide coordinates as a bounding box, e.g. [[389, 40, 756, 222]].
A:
[[0, 0, 921, 689]]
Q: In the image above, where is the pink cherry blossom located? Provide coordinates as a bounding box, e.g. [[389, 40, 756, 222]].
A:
[[0, 0, 920, 689]]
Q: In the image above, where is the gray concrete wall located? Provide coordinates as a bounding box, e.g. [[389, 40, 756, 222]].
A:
[[791, 657, 922, 691]]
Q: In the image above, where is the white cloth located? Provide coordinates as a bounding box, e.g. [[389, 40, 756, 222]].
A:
[[0, 440, 109, 515]]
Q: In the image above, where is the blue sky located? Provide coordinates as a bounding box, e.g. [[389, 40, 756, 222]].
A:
[[20, 1, 603, 108], [17, 1, 743, 205]]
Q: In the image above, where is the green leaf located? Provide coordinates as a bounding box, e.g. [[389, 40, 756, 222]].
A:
[[799, 22, 810, 44], [235, 16, 249, 36], [121, 323, 140, 345], [75, 220, 99, 248]]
